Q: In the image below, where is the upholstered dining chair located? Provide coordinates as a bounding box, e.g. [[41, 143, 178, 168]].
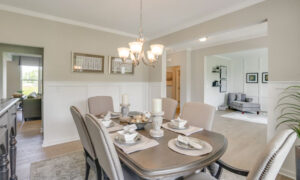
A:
[[181, 102, 215, 130], [162, 98, 178, 121], [88, 96, 114, 116], [70, 106, 102, 180], [85, 113, 139, 180], [185, 129, 297, 180]]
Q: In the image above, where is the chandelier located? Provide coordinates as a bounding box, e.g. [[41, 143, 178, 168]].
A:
[[117, 0, 164, 67]]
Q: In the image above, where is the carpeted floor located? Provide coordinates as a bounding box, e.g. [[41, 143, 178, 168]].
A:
[[221, 111, 267, 124], [30, 151, 245, 180]]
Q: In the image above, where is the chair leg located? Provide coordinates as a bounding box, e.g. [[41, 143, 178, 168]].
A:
[[85, 161, 90, 180], [96, 161, 102, 180]]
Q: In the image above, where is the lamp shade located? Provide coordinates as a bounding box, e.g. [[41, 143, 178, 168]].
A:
[[129, 41, 143, 53], [118, 47, 130, 59], [150, 44, 164, 56], [147, 50, 155, 62]]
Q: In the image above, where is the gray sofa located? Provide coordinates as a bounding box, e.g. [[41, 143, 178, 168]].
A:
[[228, 93, 260, 114]]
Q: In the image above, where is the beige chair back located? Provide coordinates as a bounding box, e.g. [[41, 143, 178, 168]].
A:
[[85, 114, 124, 180], [70, 106, 96, 159], [162, 98, 178, 121], [88, 96, 114, 116], [181, 102, 215, 130], [247, 129, 296, 180]]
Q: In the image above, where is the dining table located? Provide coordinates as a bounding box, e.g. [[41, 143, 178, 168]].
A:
[[110, 118, 228, 180]]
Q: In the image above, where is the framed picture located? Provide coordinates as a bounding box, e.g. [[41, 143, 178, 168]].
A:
[[246, 73, 258, 83], [262, 72, 268, 83], [109, 56, 134, 74], [220, 66, 227, 79], [220, 79, 227, 93], [72, 52, 104, 73]]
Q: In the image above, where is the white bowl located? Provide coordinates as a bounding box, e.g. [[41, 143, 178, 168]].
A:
[[117, 130, 138, 142], [171, 119, 187, 128]]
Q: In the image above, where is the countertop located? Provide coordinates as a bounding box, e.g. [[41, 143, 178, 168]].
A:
[[0, 98, 20, 117]]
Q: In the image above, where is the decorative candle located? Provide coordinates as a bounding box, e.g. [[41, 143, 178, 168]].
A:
[[122, 94, 128, 105], [152, 98, 162, 113]]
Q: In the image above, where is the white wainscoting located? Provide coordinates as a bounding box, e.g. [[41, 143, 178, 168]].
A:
[[42, 81, 163, 147], [267, 81, 300, 179]]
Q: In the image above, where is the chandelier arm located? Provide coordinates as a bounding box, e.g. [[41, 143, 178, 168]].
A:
[[141, 56, 157, 67]]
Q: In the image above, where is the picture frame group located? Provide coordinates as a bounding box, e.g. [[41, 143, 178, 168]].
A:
[[246, 72, 268, 83], [72, 52, 134, 74]]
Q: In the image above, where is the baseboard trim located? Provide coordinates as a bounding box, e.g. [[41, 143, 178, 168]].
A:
[[42, 136, 80, 147], [280, 168, 296, 180]]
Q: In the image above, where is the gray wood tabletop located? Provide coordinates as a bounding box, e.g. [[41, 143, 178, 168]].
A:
[[112, 120, 228, 180]]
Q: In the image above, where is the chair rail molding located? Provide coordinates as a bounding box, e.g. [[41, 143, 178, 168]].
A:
[[42, 81, 163, 147]]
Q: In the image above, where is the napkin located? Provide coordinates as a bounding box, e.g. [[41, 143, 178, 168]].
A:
[[177, 135, 203, 150], [170, 117, 187, 128], [143, 111, 151, 119], [123, 124, 137, 133], [103, 111, 112, 121]]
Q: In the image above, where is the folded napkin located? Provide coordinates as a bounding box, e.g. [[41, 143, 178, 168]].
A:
[[111, 133, 159, 154], [162, 123, 203, 136], [168, 138, 212, 157], [103, 111, 112, 121], [123, 124, 137, 133], [177, 135, 203, 150]]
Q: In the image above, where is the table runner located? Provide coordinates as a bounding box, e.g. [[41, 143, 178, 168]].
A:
[[110, 133, 159, 154], [162, 123, 203, 136]]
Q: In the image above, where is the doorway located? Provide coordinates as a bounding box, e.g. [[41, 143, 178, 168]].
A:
[[166, 66, 180, 113]]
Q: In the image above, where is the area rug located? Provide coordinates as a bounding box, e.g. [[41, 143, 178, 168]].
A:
[[221, 112, 267, 124], [30, 151, 245, 180]]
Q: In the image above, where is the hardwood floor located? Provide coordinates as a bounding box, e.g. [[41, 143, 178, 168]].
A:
[[16, 118, 82, 180], [16, 110, 292, 180]]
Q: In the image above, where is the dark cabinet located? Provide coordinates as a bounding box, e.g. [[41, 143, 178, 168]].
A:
[[0, 100, 18, 180]]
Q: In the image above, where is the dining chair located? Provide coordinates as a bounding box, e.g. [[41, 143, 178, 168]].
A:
[[84, 113, 139, 180], [70, 106, 102, 180], [181, 102, 215, 130], [185, 129, 297, 180], [88, 96, 114, 116], [162, 97, 178, 121]]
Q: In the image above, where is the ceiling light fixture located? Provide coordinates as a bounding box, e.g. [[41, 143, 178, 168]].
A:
[[117, 0, 164, 67], [199, 37, 207, 42]]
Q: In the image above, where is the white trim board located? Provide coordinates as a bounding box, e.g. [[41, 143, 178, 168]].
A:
[[42, 81, 163, 147]]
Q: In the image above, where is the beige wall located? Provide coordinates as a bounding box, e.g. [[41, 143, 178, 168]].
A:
[[167, 50, 188, 108], [7, 57, 21, 97], [0, 10, 149, 84]]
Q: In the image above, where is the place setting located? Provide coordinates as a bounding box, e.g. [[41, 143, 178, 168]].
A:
[[110, 124, 159, 154], [168, 135, 213, 156], [162, 116, 203, 136], [96, 111, 124, 132]]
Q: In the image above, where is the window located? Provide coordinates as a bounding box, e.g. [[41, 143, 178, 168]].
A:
[[21, 66, 39, 95]]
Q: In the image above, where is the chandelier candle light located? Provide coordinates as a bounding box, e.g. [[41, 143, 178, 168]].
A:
[[117, 0, 164, 67], [150, 98, 164, 138], [120, 94, 130, 119]]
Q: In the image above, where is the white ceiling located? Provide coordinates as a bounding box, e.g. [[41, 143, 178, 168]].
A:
[[167, 22, 268, 52], [0, 0, 264, 39]]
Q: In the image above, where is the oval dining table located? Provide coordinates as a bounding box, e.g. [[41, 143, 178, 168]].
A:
[[112, 119, 228, 180]]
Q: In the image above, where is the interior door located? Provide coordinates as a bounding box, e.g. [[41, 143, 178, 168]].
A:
[[166, 66, 180, 112]]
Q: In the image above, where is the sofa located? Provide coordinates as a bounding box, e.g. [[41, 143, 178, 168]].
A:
[[227, 93, 260, 114], [22, 92, 42, 121]]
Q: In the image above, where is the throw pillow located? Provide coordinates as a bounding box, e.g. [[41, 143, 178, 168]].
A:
[[236, 93, 242, 101], [241, 94, 246, 102]]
